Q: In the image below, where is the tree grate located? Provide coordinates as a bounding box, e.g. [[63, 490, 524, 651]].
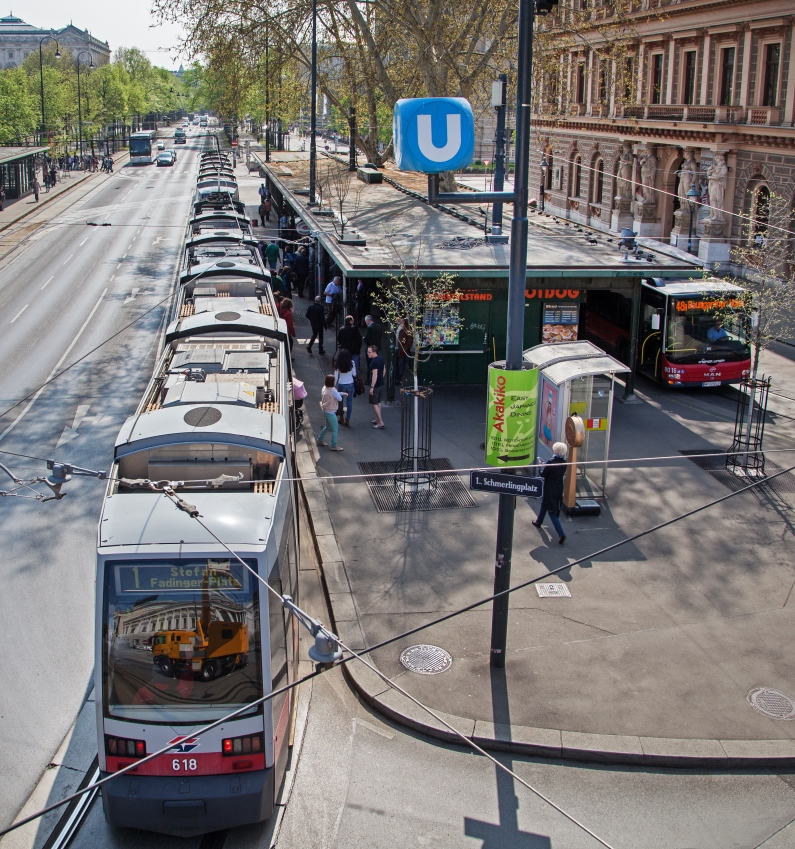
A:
[[680, 451, 795, 496], [357, 459, 478, 512]]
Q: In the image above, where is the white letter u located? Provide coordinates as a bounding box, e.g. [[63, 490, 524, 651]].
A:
[[416, 113, 461, 163]]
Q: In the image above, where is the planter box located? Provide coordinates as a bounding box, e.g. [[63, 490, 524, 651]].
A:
[[357, 167, 383, 184]]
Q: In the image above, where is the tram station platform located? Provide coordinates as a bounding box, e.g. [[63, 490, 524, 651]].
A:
[[289, 309, 795, 767]]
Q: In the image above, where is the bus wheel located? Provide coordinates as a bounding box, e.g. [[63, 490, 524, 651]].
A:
[[201, 661, 219, 681], [159, 658, 174, 677]]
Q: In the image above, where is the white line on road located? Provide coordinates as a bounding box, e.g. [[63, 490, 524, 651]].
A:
[[109, 275, 115, 282], [40, 276, 54, 290], [0, 288, 108, 443], [127, 244, 133, 250], [122, 253, 127, 259], [62, 254, 74, 265], [10, 304, 28, 324], [79, 237, 88, 247], [116, 262, 121, 269]]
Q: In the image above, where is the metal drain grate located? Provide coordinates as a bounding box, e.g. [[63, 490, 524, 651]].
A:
[[748, 688, 795, 720], [536, 583, 571, 598], [358, 459, 478, 512], [681, 451, 795, 496], [400, 645, 452, 675]]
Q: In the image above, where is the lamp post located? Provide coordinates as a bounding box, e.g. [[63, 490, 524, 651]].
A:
[[38, 36, 61, 140], [308, 0, 318, 205], [265, 36, 271, 162], [540, 155, 548, 212], [686, 183, 699, 254], [75, 51, 95, 159]]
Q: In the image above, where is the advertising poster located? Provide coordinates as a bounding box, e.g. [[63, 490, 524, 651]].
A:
[[538, 377, 559, 451], [542, 303, 579, 344], [485, 365, 538, 467]]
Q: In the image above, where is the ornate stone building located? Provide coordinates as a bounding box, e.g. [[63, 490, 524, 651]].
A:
[[0, 14, 110, 69], [530, 0, 795, 270]]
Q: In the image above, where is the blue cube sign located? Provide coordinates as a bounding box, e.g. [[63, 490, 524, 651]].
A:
[[393, 98, 475, 174]]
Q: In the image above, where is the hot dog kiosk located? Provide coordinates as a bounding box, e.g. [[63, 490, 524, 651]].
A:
[[523, 340, 629, 512]]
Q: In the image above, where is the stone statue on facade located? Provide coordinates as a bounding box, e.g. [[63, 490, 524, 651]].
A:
[[677, 149, 699, 204], [639, 148, 658, 205], [706, 154, 728, 221], [616, 141, 634, 200]]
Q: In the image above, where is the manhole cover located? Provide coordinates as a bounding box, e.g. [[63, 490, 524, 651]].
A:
[[748, 688, 795, 720], [536, 583, 571, 598], [216, 260, 235, 267], [215, 311, 241, 322], [183, 406, 223, 427], [400, 645, 452, 675]]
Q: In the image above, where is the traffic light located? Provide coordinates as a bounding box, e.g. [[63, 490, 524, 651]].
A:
[[535, 0, 559, 14]]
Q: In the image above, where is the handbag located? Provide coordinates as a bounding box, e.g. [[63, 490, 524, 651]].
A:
[[354, 375, 365, 397]]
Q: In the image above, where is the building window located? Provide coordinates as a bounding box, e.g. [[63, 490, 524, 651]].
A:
[[651, 53, 664, 104], [598, 60, 607, 104], [720, 47, 735, 106], [624, 57, 634, 101], [683, 51, 696, 105], [753, 185, 770, 243], [573, 156, 583, 197], [7, 51, 13, 59], [576, 62, 586, 104], [594, 159, 605, 204], [546, 154, 554, 190], [763, 43, 780, 107]]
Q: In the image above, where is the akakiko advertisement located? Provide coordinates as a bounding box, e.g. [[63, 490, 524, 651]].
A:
[[485, 364, 538, 467]]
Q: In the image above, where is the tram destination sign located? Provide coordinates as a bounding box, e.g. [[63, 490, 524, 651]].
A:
[[470, 470, 543, 498]]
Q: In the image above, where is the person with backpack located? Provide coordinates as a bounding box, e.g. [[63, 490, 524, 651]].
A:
[[317, 375, 347, 451]]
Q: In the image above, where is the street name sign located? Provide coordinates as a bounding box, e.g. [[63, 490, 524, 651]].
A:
[[393, 97, 475, 173], [470, 471, 543, 498], [485, 363, 539, 466]]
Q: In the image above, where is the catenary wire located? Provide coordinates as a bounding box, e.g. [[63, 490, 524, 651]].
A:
[[4, 461, 786, 842]]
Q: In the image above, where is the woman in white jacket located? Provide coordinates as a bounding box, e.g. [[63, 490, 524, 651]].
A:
[[317, 374, 347, 451]]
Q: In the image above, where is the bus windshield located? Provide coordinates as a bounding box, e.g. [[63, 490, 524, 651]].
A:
[[665, 295, 750, 364], [103, 559, 262, 723], [129, 137, 153, 155]]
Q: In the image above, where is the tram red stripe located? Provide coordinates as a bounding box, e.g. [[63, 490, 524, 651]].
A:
[[107, 753, 265, 776]]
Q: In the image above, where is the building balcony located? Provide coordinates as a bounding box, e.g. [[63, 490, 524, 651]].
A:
[[588, 103, 785, 127]]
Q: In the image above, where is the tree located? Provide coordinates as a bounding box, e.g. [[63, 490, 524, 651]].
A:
[[317, 159, 364, 240], [373, 235, 462, 481], [0, 68, 37, 143]]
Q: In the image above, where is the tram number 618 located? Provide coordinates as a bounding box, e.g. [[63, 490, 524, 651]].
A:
[[172, 758, 197, 771]]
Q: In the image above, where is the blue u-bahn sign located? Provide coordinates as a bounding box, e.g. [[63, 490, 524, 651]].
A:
[[393, 97, 475, 174]]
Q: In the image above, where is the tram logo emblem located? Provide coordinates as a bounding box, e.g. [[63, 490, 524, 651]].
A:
[[168, 736, 200, 753], [393, 97, 475, 174]]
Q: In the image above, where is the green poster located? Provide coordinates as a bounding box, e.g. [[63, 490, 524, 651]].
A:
[[485, 364, 538, 467]]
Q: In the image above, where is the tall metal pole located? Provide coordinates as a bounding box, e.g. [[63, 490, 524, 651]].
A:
[[265, 36, 270, 162], [489, 0, 534, 669], [348, 106, 357, 172], [77, 61, 83, 158], [491, 74, 508, 238], [308, 0, 318, 204]]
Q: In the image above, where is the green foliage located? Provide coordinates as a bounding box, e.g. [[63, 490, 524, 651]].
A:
[[0, 67, 38, 143]]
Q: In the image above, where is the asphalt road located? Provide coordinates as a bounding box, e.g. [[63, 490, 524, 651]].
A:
[[0, 134, 200, 828]]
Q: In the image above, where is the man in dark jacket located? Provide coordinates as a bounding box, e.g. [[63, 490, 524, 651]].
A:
[[305, 296, 326, 355], [363, 314, 383, 351], [337, 315, 362, 358], [532, 442, 568, 544], [294, 247, 309, 298]]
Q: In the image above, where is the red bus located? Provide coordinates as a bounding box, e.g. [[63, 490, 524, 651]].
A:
[[582, 279, 751, 388]]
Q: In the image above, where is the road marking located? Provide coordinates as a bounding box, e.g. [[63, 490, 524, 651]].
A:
[[124, 288, 140, 304], [56, 404, 111, 447], [116, 262, 121, 269], [10, 304, 28, 324], [354, 718, 394, 740], [127, 244, 133, 250], [109, 275, 115, 282], [123, 253, 127, 258], [79, 237, 88, 247], [62, 254, 74, 265], [40, 275, 54, 290], [0, 288, 107, 443]]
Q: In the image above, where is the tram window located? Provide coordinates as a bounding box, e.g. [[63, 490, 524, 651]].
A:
[[103, 559, 262, 722]]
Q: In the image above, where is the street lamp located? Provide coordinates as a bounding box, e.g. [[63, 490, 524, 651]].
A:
[[308, 0, 318, 205], [686, 183, 699, 253], [75, 51, 95, 159], [38, 36, 61, 139], [540, 155, 548, 212]]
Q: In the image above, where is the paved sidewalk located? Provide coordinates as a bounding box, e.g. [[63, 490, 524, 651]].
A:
[[290, 316, 795, 767]]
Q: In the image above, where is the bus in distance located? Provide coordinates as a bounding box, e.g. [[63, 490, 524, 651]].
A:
[[129, 130, 157, 165]]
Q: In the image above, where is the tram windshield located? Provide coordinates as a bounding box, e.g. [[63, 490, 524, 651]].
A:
[[665, 294, 750, 364], [103, 559, 262, 722]]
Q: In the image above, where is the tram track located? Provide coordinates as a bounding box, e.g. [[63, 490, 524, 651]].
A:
[[40, 762, 99, 849]]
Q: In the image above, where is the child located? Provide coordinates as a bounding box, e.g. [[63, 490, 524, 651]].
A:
[[317, 375, 347, 451]]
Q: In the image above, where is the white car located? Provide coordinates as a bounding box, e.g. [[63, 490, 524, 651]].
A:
[[156, 151, 175, 166]]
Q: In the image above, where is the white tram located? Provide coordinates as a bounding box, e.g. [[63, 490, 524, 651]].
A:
[[95, 150, 299, 836]]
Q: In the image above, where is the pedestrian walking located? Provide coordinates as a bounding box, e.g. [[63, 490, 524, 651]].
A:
[[334, 348, 357, 426], [396, 318, 414, 384], [317, 375, 346, 451], [0, 186, 5, 211], [32, 178, 41, 202], [258, 200, 268, 227], [294, 246, 309, 298], [324, 276, 342, 329], [279, 211, 289, 241], [532, 443, 568, 544], [337, 315, 362, 360], [306, 296, 326, 355], [258, 182, 267, 202], [363, 314, 383, 351], [355, 279, 369, 326], [367, 345, 385, 428], [265, 238, 280, 270], [279, 298, 296, 351]]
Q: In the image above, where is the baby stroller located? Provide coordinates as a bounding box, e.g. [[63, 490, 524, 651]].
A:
[[292, 378, 307, 433]]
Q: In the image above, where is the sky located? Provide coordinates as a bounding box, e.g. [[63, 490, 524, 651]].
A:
[[20, 0, 189, 70]]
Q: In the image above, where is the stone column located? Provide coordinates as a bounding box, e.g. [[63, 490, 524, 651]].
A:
[[611, 140, 635, 232], [670, 147, 701, 252], [633, 144, 661, 237]]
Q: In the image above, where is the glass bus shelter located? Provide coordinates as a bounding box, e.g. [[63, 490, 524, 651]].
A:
[[523, 340, 629, 502]]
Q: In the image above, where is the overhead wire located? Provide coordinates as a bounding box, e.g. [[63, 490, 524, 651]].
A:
[[4, 460, 789, 843]]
